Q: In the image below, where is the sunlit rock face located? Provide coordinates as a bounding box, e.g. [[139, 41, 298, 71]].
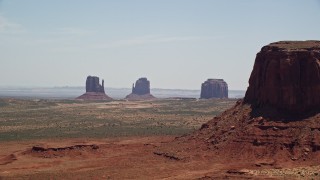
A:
[[244, 41, 320, 114]]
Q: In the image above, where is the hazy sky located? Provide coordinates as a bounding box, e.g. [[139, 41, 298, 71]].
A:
[[0, 0, 319, 90]]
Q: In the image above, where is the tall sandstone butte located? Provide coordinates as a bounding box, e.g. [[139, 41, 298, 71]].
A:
[[132, 77, 151, 95], [86, 76, 105, 93], [200, 79, 228, 99], [244, 41, 320, 114], [159, 41, 320, 170], [76, 76, 112, 100], [126, 77, 155, 100]]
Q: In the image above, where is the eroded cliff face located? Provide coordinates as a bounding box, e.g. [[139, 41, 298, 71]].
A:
[[244, 41, 320, 113], [200, 79, 228, 99]]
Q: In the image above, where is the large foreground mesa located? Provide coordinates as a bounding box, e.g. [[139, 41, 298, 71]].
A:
[[245, 41, 320, 114], [76, 76, 112, 100], [200, 79, 228, 99], [125, 78, 155, 100], [160, 41, 320, 175]]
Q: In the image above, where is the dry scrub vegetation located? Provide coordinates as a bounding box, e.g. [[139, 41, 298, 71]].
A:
[[0, 98, 237, 141]]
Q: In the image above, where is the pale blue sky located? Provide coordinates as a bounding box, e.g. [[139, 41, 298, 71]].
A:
[[0, 0, 319, 90]]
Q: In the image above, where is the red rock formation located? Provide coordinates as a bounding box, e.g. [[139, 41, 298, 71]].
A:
[[132, 78, 151, 95], [159, 41, 320, 169], [86, 76, 105, 93], [200, 79, 228, 99], [126, 78, 155, 100], [245, 41, 320, 114], [76, 76, 112, 101]]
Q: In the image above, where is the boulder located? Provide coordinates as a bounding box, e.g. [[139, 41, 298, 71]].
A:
[[200, 79, 228, 99]]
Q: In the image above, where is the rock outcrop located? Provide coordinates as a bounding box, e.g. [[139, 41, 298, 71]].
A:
[[76, 76, 112, 100], [125, 78, 155, 100], [132, 77, 151, 95], [244, 41, 320, 114], [86, 76, 105, 93], [200, 79, 228, 99], [159, 41, 320, 169]]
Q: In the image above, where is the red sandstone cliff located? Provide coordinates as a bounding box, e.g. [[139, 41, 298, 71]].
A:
[[159, 41, 320, 169], [244, 41, 320, 114]]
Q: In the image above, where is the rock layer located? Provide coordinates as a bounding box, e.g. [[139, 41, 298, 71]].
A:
[[76, 76, 112, 100], [200, 79, 228, 99], [244, 41, 320, 114], [126, 78, 155, 100]]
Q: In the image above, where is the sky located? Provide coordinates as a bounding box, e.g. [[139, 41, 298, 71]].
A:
[[0, 0, 320, 90]]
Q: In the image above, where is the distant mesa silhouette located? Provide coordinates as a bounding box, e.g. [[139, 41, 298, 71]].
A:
[[200, 79, 228, 99], [125, 77, 155, 100], [76, 76, 112, 101]]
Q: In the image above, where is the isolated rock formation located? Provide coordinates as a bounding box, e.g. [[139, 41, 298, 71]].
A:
[[132, 77, 151, 95], [126, 78, 155, 100], [200, 79, 228, 99], [245, 41, 320, 114], [159, 41, 320, 170], [76, 76, 112, 100], [86, 76, 105, 93]]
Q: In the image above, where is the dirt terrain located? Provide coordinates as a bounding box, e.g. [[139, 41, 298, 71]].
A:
[[158, 100, 320, 179], [0, 98, 243, 179], [0, 136, 236, 179], [1, 98, 319, 179], [2, 135, 319, 179]]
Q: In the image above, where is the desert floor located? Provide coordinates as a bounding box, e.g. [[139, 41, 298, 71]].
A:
[[0, 98, 318, 179]]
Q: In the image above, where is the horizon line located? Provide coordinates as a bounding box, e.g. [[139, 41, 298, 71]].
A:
[[0, 85, 246, 91]]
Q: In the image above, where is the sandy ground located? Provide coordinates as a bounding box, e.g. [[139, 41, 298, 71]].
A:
[[1, 99, 319, 179], [0, 136, 226, 179], [0, 136, 320, 179], [1, 136, 320, 179]]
